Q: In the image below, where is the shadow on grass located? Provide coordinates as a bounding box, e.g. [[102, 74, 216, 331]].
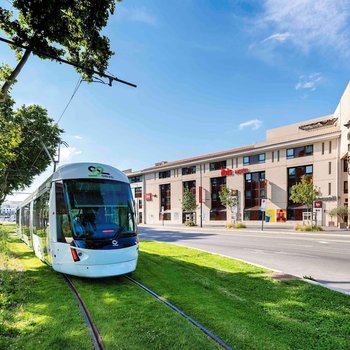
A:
[[0, 243, 93, 350], [129, 244, 350, 350]]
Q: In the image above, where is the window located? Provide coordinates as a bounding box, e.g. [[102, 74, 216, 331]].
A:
[[129, 175, 142, 183], [243, 154, 266, 165], [244, 171, 266, 221], [328, 162, 332, 175], [160, 184, 171, 211], [322, 142, 324, 155], [287, 165, 313, 221], [33, 192, 50, 240], [159, 170, 171, 179], [182, 166, 196, 175], [183, 180, 196, 195], [286, 145, 313, 159], [236, 158, 238, 168], [344, 181, 348, 194], [277, 150, 280, 162], [328, 182, 332, 195], [210, 177, 226, 220], [134, 187, 142, 198], [272, 151, 274, 163], [344, 159, 348, 173], [329, 141, 332, 154], [62, 179, 136, 241], [210, 161, 226, 171]]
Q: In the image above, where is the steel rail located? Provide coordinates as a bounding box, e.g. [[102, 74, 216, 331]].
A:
[[63, 274, 105, 350], [124, 275, 234, 350]]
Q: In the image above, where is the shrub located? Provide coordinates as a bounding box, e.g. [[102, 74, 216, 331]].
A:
[[184, 220, 197, 227], [225, 223, 246, 229], [294, 224, 323, 232]]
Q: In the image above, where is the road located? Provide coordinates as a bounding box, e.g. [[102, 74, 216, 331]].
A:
[[138, 226, 350, 295]]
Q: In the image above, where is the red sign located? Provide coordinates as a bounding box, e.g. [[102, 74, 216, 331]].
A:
[[235, 168, 249, 175], [314, 201, 322, 208], [145, 193, 152, 201], [221, 168, 233, 176], [199, 186, 203, 203]]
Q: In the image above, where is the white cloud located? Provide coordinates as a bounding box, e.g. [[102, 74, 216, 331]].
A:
[[59, 147, 82, 163], [295, 73, 323, 91], [74, 135, 83, 140], [260, 0, 350, 54], [262, 32, 292, 43], [239, 119, 263, 131], [118, 8, 156, 26]]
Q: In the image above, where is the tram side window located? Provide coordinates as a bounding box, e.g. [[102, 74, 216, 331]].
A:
[[33, 192, 50, 238], [56, 182, 73, 242], [21, 204, 30, 237]]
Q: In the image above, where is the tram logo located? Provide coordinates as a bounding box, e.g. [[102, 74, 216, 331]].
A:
[[112, 240, 119, 246], [88, 165, 111, 178]]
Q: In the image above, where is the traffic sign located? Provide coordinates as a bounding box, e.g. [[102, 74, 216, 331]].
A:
[[260, 199, 266, 212]]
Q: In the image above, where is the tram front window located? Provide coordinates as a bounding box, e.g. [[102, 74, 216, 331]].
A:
[[64, 179, 135, 240]]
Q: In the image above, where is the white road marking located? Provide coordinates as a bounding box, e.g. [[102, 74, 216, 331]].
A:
[[318, 241, 329, 244]]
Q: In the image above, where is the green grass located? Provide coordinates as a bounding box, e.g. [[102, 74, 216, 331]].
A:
[[295, 224, 323, 232], [72, 276, 220, 349], [225, 222, 247, 229], [2, 224, 350, 350], [131, 241, 350, 350], [0, 224, 92, 350]]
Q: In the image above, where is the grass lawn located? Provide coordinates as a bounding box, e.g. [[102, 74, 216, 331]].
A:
[[131, 241, 350, 350], [0, 224, 92, 350], [2, 223, 350, 350]]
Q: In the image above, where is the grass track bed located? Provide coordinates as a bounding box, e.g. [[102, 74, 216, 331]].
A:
[[130, 241, 350, 350], [0, 224, 92, 350], [2, 224, 350, 350]]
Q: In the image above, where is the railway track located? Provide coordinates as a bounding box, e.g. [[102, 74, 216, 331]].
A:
[[64, 274, 234, 350], [63, 274, 105, 350]]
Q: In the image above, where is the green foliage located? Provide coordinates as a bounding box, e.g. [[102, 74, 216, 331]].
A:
[[0, 225, 92, 349], [289, 175, 318, 210], [0, 94, 63, 204], [219, 186, 238, 222], [137, 241, 350, 350], [294, 224, 323, 232], [0, 0, 119, 98], [328, 207, 338, 220], [184, 220, 197, 227], [225, 223, 246, 229], [182, 187, 197, 212], [329, 206, 349, 222]]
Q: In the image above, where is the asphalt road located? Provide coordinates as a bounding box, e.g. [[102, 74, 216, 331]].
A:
[[138, 226, 350, 295]]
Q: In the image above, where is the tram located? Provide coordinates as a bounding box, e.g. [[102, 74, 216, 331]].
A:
[[16, 163, 138, 277]]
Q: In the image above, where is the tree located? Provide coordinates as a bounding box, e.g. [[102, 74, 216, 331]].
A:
[[182, 187, 197, 224], [329, 206, 348, 227], [289, 175, 318, 215], [219, 186, 238, 223], [0, 0, 119, 101], [0, 97, 62, 204]]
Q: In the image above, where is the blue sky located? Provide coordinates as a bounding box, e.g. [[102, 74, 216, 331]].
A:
[[2, 0, 350, 201]]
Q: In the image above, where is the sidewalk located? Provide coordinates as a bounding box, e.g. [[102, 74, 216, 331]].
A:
[[138, 223, 350, 235]]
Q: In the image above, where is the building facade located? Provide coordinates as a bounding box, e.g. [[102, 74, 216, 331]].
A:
[[125, 83, 350, 226]]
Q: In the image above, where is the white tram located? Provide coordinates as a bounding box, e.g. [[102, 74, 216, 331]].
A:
[[16, 163, 138, 277]]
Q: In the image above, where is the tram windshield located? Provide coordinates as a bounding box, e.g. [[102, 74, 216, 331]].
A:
[[64, 179, 135, 240]]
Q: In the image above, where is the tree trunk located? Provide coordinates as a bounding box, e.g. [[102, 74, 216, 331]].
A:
[[0, 49, 32, 102]]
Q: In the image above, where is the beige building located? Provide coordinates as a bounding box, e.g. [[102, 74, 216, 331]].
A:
[[126, 83, 350, 227]]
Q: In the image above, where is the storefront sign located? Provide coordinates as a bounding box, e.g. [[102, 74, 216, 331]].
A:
[[145, 193, 152, 201], [313, 201, 322, 208], [235, 168, 249, 175], [315, 196, 337, 202], [221, 168, 233, 176], [220, 168, 249, 176]]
